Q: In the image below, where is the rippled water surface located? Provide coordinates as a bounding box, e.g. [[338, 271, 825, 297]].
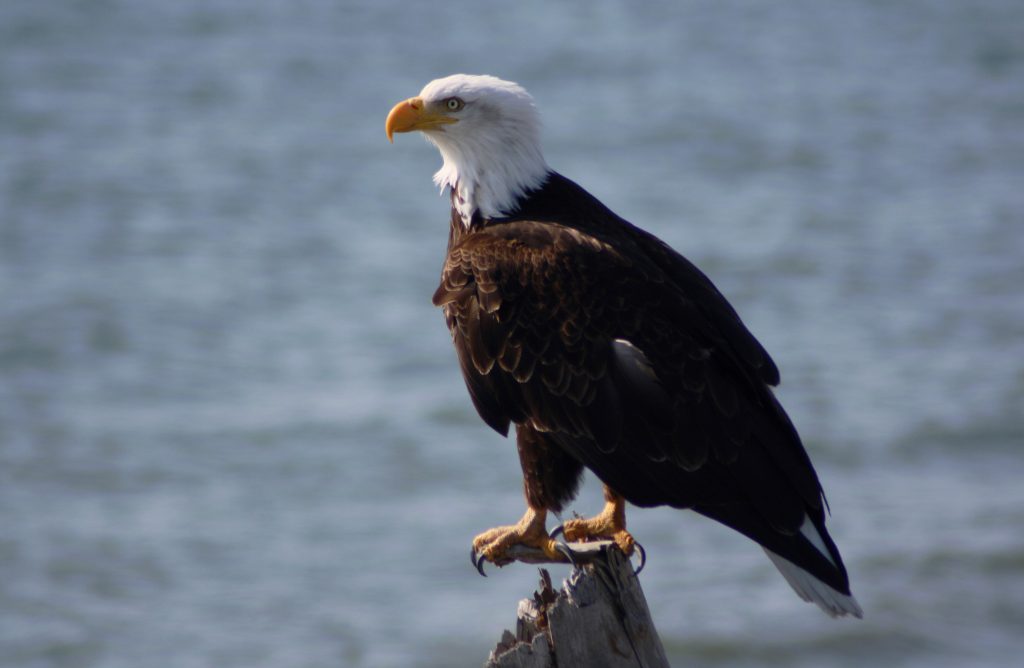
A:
[[2, 1, 1023, 666]]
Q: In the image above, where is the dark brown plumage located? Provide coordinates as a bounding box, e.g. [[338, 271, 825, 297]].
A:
[[434, 172, 853, 599]]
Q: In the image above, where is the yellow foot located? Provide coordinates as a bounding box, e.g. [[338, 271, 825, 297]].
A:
[[558, 512, 636, 556], [551, 487, 646, 572], [470, 508, 570, 575]]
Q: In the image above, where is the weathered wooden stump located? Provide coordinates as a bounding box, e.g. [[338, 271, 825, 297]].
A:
[[484, 542, 670, 668]]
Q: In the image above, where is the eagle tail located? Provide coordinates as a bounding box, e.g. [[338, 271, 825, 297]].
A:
[[762, 548, 864, 618]]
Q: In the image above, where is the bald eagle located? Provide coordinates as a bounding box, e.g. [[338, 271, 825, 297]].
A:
[[386, 74, 861, 618]]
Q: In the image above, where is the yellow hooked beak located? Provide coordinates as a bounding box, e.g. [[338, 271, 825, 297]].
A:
[[385, 96, 458, 142]]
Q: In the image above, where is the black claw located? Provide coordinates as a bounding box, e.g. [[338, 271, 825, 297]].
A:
[[549, 524, 565, 539], [632, 541, 647, 575], [471, 547, 488, 577], [552, 541, 578, 569]]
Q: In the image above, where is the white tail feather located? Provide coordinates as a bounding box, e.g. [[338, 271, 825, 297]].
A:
[[763, 548, 864, 618]]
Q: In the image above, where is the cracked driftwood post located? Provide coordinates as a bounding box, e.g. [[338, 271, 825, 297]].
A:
[[484, 541, 671, 668]]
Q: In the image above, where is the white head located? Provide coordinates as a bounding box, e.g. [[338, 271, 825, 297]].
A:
[[386, 74, 550, 224]]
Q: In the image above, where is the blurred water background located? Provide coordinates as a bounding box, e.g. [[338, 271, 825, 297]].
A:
[[2, 1, 1023, 666]]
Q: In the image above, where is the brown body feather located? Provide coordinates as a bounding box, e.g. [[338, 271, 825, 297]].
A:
[[433, 172, 852, 595]]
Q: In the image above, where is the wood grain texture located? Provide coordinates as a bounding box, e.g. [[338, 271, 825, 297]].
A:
[[486, 544, 669, 668]]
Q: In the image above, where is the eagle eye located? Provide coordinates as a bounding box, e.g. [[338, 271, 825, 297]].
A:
[[444, 97, 465, 112]]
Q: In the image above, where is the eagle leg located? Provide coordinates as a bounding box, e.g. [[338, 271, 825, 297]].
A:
[[470, 506, 568, 575], [553, 486, 637, 557]]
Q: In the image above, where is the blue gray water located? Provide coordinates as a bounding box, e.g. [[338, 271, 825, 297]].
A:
[[2, 1, 1023, 666]]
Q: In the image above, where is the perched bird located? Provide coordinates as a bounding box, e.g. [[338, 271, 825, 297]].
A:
[[386, 74, 862, 617]]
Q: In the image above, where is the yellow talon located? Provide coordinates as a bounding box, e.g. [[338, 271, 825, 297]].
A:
[[471, 507, 568, 574], [560, 487, 636, 557]]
